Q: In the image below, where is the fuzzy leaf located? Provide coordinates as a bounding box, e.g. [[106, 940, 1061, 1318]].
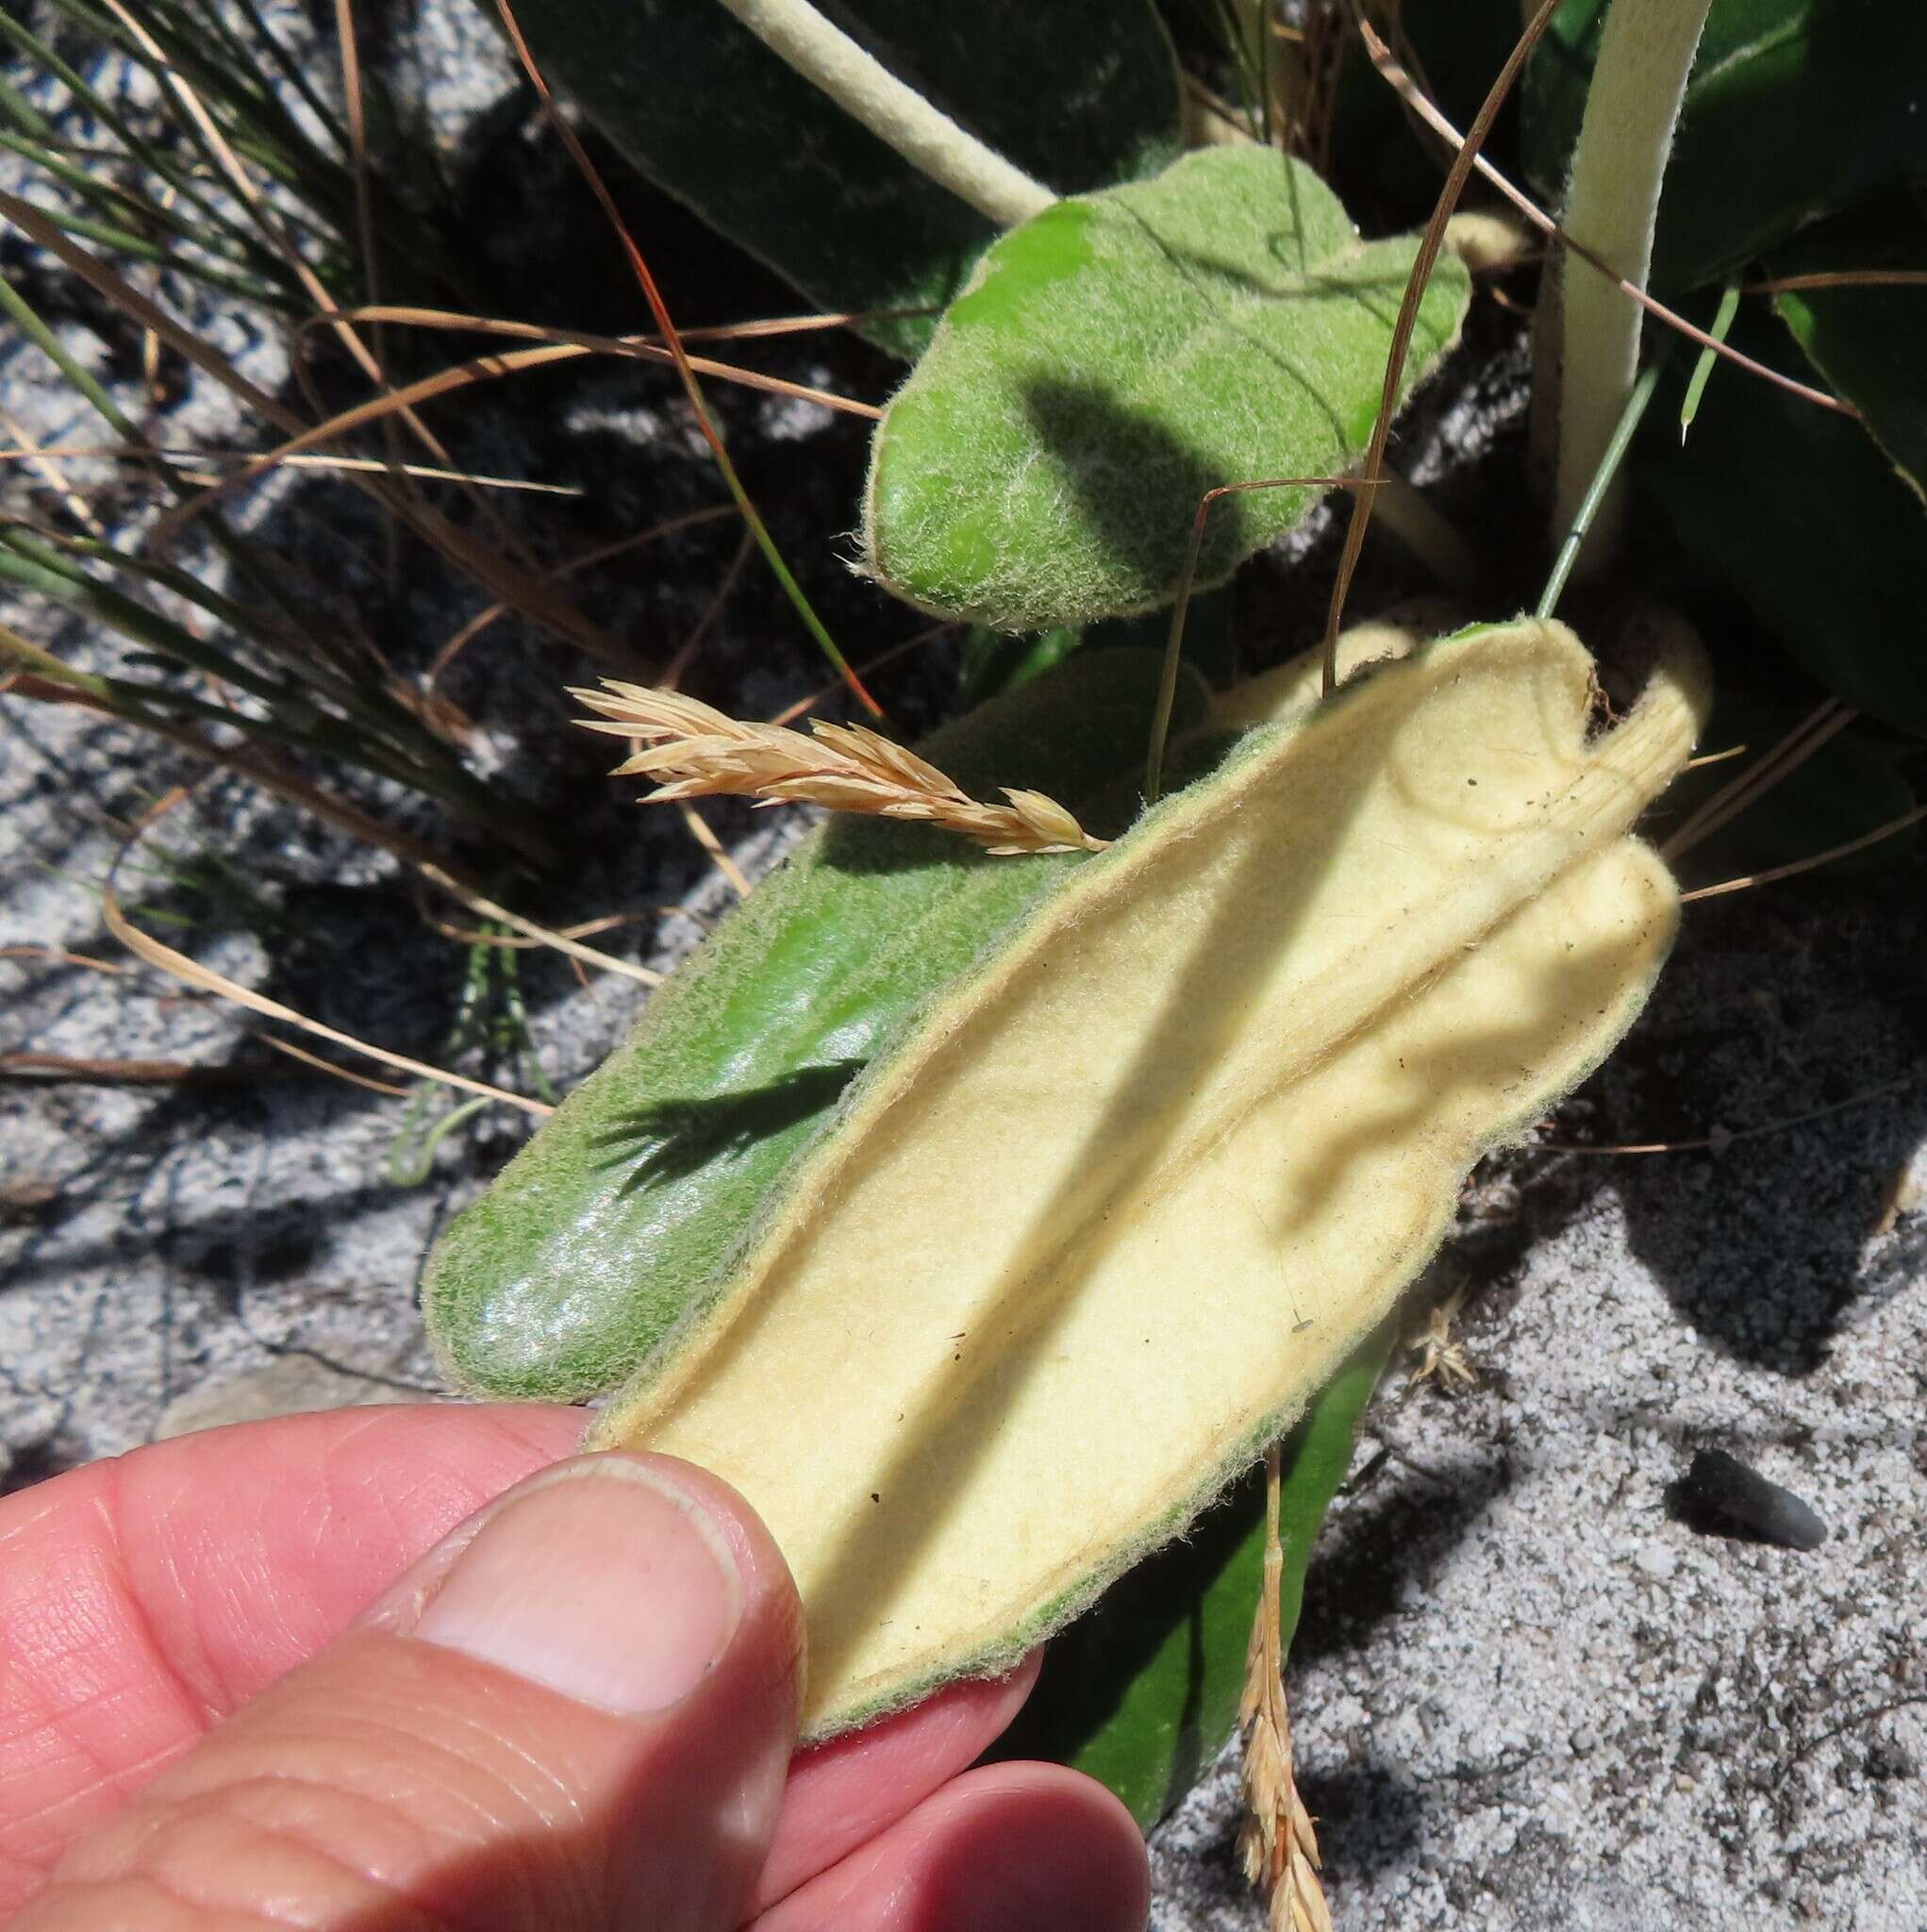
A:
[[424, 651, 1209, 1400], [590, 618, 1703, 1736], [988, 1323, 1394, 1828], [1524, 0, 1927, 290], [486, 0, 1180, 358], [863, 147, 1470, 630]]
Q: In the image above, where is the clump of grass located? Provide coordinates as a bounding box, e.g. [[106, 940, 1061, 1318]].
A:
[[0, 0, 465, 318], [0, 0, 581, 875]]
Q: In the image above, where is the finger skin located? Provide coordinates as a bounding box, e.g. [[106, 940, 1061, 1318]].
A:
[[755, 1654, 1038, 1913], [755, 1762, 1151, 1932], [0, 1403, 582, 1910], [15, 1454, 805, 1932], [0, 1407, 1050, 1919]]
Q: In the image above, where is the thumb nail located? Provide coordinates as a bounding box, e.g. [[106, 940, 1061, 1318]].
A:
[[412, 1457, 744, 1714]]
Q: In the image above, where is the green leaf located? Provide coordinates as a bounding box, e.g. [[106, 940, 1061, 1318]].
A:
[[1524, 0, 1927, 291], [988, 1323, 1393, 1828], [955, 591, 1236, 710], [424, 649, 1210, 1400], [864, 148, 1470, 631], [1771, 190, 1927, 503], [955, 625, 1083, 709], [1636, 313, 1927, 737], [488, 0, 1180, 358]]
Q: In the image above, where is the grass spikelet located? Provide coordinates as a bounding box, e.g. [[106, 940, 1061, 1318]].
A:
[[573, 681, 1107, 856], [1240, 1442, 1335, 1932]]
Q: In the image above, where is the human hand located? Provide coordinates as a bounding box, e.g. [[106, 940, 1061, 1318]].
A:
[[0, 1404, 1148, 1929]]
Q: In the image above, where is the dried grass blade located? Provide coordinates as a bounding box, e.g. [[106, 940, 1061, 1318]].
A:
[[1239, 1441, 1334, 1932], [344, 306, 885, 402], [491, 0, 880, 713], [1, 631, 512, 881], [1320, 0, 1563, 693], [331, 0, 384, 384], [153, 333, 869, 552], [1357, 25, 1852, 419], [1539, 1068, 1920, 1156], [414, 863, 663, 988], [254, 1033, 412, 1096], [415, 901, 704, 950], [102, 879, 553, 1117], [0, 405, 106, 532], [1660, 701, 1853, 860], [766, 621, 956, 727], [0, 1050, 296, 1087], [1678, 801, 1927, 902], [0, 441, 579, 493], [1746, 270, 1927, 296], [93, 0, 540, 571], [0, 185, 617, 661], [663, 525, 756, 687], [0, 943, 125, 975], [425, 505, 739, 696], [676, 802, 753, 900]]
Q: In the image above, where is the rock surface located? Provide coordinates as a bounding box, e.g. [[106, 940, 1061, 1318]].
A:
[[1670, 1445, 1830, 1552]]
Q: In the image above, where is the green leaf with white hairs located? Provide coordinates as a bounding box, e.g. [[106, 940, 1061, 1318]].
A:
[[485, 0, 1181, 358], [862, 148, 1470, 631]]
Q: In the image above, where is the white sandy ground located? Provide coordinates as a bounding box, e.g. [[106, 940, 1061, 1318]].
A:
[[1147, 868, 1927, 1929], [1155, 1120, 1927, 1930]]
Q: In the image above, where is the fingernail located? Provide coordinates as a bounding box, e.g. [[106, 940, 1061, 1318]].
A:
[[414, 1458, 742, 1714]]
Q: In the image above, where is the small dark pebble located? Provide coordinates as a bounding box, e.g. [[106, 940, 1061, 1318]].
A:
[[1667, 1448, 1828, 1552]]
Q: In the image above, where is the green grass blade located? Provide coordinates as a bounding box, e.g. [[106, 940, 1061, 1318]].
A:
[[1679, 281, 1740, 440]]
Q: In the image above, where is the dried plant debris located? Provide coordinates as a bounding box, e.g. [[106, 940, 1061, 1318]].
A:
[[575, 682, 1105, 856], [1404, 1281, 1477, 1393], [1240, 1447, 1336, 1932]]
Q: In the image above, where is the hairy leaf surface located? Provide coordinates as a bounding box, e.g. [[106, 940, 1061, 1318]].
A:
[[590, 618, 1704, 1734], [863, 148, 1469, 629], [425, 652, 1207, 1398]]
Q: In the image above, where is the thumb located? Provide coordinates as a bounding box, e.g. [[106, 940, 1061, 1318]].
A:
[[21, 1453, 804, 1932]]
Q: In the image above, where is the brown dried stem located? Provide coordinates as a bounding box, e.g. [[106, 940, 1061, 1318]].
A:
[[1356, 25, 1852, 420], [1318, 0, 1562, 696]]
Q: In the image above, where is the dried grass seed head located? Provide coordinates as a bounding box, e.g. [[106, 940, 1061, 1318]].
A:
[[571, 678, 1107, 857]]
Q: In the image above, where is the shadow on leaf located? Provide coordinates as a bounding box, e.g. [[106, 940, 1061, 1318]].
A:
[[593, 1060, 866, 1193]]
